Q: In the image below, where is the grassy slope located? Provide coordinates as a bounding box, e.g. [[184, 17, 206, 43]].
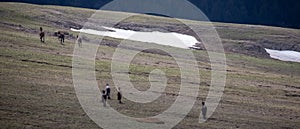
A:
[[0, 2, 299, 129]]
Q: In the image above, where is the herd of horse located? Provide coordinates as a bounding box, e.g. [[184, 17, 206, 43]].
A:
[[39, 27, 81, 46]]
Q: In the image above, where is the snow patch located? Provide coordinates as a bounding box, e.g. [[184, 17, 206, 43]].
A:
[[265, 48, 300, 63], [71, 26, 199, 49]]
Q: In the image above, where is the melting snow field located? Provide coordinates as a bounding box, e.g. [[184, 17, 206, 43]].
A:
[[71, 27, 300, 63], [71, 26, 199, 49], [265, 48, 300, 63]]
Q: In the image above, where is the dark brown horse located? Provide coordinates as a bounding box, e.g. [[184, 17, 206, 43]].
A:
[[39, 27, 45, 43], [57, 31, 64, 45], [39, 32, 45, 42]]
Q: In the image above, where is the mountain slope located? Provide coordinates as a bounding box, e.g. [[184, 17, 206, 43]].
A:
[[1, 2, 300, 58], [0, 2, 299, 129]]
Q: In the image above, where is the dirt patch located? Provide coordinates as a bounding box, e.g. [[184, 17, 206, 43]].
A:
[[0, 22, 38, 34], [21, 59, 72, 69], [135, 118, 164, 124]]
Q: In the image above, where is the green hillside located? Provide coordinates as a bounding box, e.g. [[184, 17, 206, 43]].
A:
[[0, 2, 299, 129]]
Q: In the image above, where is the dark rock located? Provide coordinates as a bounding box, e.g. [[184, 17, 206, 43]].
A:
[[259, 39, 300, 52], [236, 42, 270, 58]]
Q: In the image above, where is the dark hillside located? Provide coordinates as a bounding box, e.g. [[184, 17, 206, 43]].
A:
[[3, 0, 300, 29]]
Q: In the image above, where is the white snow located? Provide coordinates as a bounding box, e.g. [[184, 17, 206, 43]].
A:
[[71, 26, 199, 49], [265, 48, 300, 63]]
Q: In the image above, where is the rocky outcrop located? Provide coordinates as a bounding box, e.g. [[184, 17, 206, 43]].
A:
[[259, 39, 300, 52], [240, 42, 270, 58]]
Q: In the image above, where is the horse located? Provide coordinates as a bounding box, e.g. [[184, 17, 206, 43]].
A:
[[39, 27, 45, 43], [57, 31, 65, 45], [39, 31, 45, 43], [76, 35, 82, 47]]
